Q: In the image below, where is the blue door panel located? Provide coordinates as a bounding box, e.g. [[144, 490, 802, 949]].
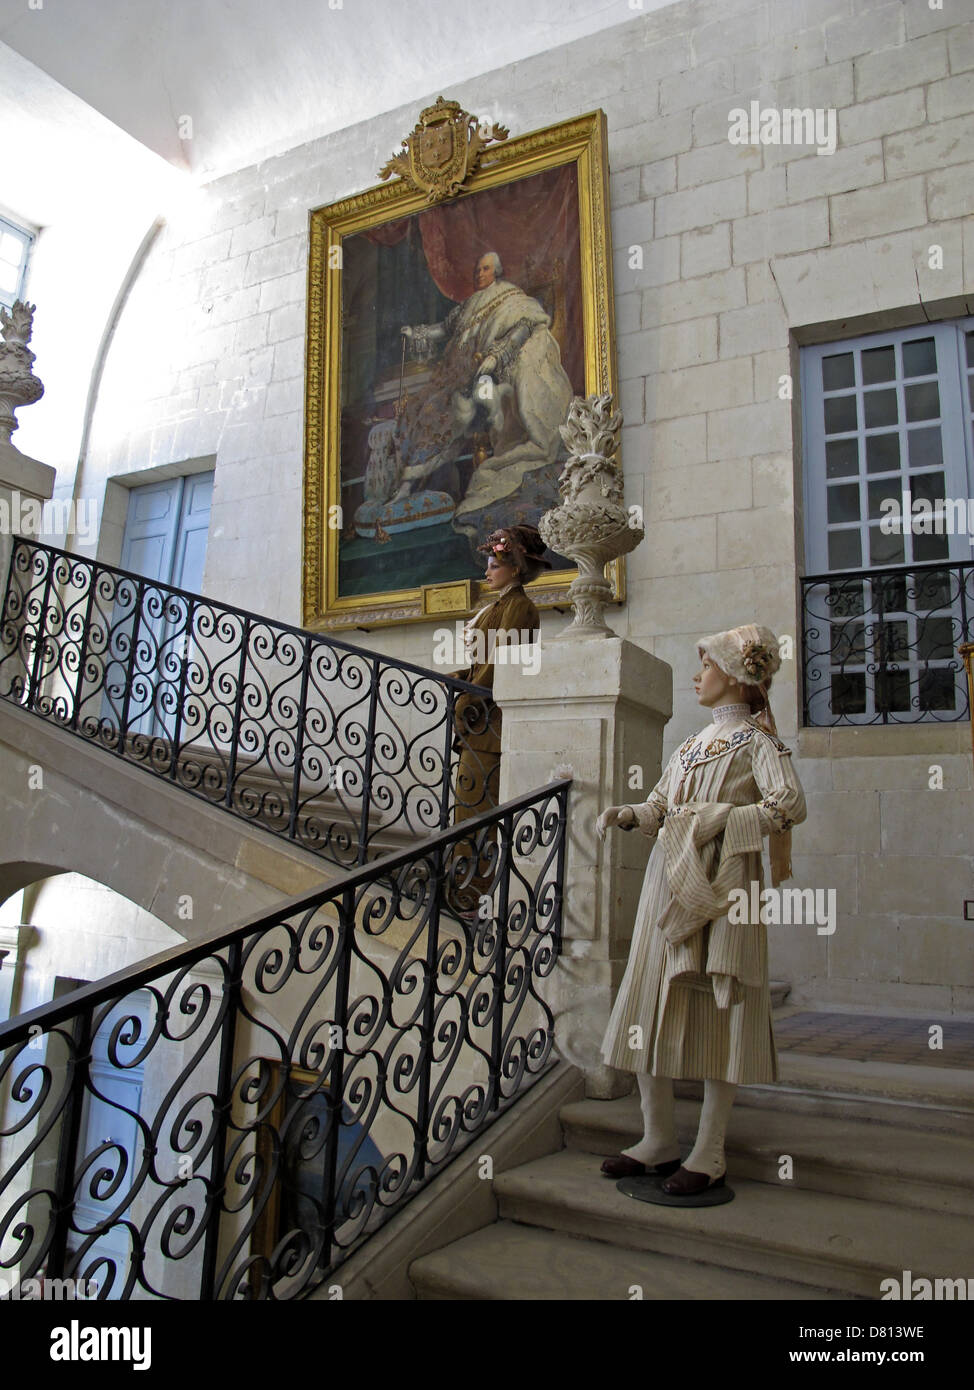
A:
[[111, 474, 213, 740]]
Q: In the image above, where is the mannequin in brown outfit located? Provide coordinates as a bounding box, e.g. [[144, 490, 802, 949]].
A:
[[446, 525, 549, 920]]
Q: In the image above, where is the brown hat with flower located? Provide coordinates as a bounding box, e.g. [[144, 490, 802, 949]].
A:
[[478, 525, 552, 583]]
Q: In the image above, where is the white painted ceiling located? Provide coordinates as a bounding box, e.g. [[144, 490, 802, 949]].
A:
[[0, 0, 674, 224]]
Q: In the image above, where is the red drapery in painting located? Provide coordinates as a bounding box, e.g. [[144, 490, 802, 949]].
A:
[[363, 164, 583, 391]]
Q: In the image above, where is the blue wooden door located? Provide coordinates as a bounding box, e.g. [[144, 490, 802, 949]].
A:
[[67, 993, 149, 1298], [111, 473, 213, 741]]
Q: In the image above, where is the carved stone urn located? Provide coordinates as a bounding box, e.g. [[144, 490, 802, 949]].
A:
[[0, 301, 44, 450], [538, 392, 644, 638]]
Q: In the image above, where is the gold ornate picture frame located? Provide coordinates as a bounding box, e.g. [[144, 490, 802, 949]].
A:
[[302, 105, 620, 631]]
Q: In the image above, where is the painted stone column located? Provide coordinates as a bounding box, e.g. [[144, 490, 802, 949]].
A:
[[494, 394, 673, 1098]]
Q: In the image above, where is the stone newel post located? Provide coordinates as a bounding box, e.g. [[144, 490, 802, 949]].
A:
[[494, 394, 673, 1098]]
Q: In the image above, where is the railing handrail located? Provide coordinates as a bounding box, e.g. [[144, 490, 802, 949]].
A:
[[0, 777, 571, 1051], [801, 556, 974, 586], [1, 535, 509, 869], [2, 535, 491, 697], [0, 772, 571, 1299]]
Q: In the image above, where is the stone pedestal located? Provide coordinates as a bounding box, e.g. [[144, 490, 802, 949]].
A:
[[494, 636, 672, 1098], [0, 448, 55, 701], [0, 444, 56, 582]]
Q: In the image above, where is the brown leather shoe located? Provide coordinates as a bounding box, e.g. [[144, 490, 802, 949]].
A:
[[660, 1166, 726, 1196], [600, 1155, 682, 1179]]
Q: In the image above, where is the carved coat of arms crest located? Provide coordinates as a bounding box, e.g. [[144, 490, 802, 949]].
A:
[[379, 96, 509, 202]]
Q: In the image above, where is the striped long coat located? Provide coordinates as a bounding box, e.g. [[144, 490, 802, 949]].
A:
[[601, 711, 807, 1085]]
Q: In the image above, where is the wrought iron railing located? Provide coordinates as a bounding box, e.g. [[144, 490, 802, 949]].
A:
[[0, 778, 570, 1301], [0, 538, 494, 868], [800, 559, 974, 725]]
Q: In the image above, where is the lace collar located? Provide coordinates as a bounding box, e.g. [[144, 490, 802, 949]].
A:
[[712, 702, 751, 725]]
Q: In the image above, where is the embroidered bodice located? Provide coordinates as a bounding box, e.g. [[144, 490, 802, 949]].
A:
[[622, 710, 804, 841]]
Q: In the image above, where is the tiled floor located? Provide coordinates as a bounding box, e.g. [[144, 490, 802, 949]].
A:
[[774, 1011, 974, 1070]]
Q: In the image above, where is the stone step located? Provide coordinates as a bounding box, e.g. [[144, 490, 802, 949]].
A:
[[676, 1052, 974, 1136], [561, 1095, 974, 1217], [490, 1148, 973, 1299], [409, 1220, 853, 1301]]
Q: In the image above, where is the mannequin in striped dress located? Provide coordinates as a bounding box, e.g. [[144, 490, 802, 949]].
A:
[[595, 625, 806, 1197]]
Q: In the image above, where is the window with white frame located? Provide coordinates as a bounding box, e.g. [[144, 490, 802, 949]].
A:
[[800, 318, 974, 725], [0, 215, 34, 310]]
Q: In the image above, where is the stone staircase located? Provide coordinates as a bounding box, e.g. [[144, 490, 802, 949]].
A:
[[409, 1046, 974, 1300], [113, 731, 427, 860]]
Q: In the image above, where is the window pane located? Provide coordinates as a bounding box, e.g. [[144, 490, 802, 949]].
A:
[[969, 375, 974, 413], [826, 438, 860, 477], [918, 669, 956, 712], [824, 395, 858, 433], [864, 388, 897, 427], [833, 620, 866, 663], [0, 231, 22, 263], [874, 573, 906, 611], [831, 671, 865, 713], [912, 569, 950, 611], [966, 331, 974, 368], [917, 616, 956, 662], [861, 344, 895, 384], [0, 263, 17, 293], [869, 523, 904, 565], [902, 337, 936, 377], [907, 425, 942, 469], [867, 478, 901, 521], [875, 670, 910, 712], [828, 579, 864, 618], [828, 529, 862, 570], [909, 471, 946, 508], [822, 352, 855, 390], [904, 381, 940, 421], [827, 483, 861, 523], [865, 432, 900, 473], [876, 619, 909, 662], [914, 531, 949, 561]]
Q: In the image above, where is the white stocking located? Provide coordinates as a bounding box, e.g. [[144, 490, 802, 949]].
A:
[[620, 1073, 681, 1167], [682, 1079, 737, 1179]]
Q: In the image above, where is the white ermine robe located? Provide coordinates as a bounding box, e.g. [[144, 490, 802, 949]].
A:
[[600, 710, 807, 1085]]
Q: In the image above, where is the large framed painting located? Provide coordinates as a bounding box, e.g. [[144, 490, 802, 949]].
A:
[[302, 103, 619, 630]]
